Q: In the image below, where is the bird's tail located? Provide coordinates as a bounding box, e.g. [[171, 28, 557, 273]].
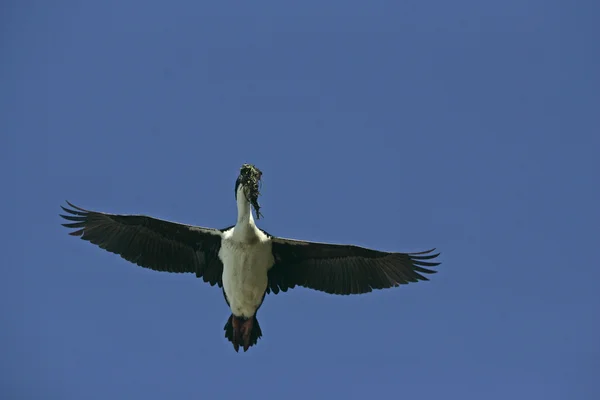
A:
[[224, 314, 263, 352]]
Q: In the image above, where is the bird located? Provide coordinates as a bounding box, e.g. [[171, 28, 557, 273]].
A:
[[59, 163, 441, 352]]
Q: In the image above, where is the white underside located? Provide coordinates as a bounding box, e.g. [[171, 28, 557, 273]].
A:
[[219, 209, 274, 318]]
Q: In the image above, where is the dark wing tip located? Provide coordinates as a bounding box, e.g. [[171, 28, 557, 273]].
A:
[[60, 201, 89, 216], [409, 248, 441, 261], [409, 247, 438, 255], [406, 248, 442, 276], [65, 200, 90, 212], [60, 201, 91, 235]]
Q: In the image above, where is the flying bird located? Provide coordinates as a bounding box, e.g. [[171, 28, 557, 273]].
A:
[[60, 164, 441, 352]]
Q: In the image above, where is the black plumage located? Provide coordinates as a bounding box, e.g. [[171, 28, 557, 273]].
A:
[[61, 201, 441, 296], [267, 237, 440, 295], [60, 201, 226, 286]]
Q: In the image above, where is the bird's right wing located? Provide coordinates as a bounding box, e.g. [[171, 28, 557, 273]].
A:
[[60, 201, 225, 287]]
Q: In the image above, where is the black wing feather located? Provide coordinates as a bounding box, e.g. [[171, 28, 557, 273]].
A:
[[60, 201, 225, 286], [268, 237, 441, 295]]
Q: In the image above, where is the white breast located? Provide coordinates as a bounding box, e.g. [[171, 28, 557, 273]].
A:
[[219, 227, 274, 318]]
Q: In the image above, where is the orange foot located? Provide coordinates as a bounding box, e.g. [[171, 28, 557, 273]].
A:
[[241, 317, 254, 352], [232, 316, 254, 352], [232, 316, 241, 352]]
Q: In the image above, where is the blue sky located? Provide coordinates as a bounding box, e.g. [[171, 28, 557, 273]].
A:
[[2, 1, 599, 399]]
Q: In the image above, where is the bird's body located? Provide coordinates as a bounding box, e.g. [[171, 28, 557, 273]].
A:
[[220, 225, 272, 350], [60, 163, 442, 352], [220, 184, 273, 320], [220, 227, 272, 318]]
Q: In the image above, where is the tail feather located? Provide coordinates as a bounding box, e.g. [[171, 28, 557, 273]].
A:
[[224, 314, 263, 352]]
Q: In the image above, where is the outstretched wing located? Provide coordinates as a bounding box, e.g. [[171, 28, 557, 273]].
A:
[[267, 237, 441, 295], [60, 201, 225, 287]]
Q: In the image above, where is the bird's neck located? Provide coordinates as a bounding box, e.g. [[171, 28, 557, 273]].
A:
[[236, 185, 255, 228]]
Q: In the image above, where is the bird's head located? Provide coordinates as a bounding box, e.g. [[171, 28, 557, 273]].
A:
[[235, 163, 263, 219]]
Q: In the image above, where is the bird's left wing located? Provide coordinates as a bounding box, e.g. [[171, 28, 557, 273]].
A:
[[267, 237, 441, 295], [60, 201, 225, 287]]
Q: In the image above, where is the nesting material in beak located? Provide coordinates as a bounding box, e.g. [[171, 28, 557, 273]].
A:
[[239, 164, 263, 219]]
